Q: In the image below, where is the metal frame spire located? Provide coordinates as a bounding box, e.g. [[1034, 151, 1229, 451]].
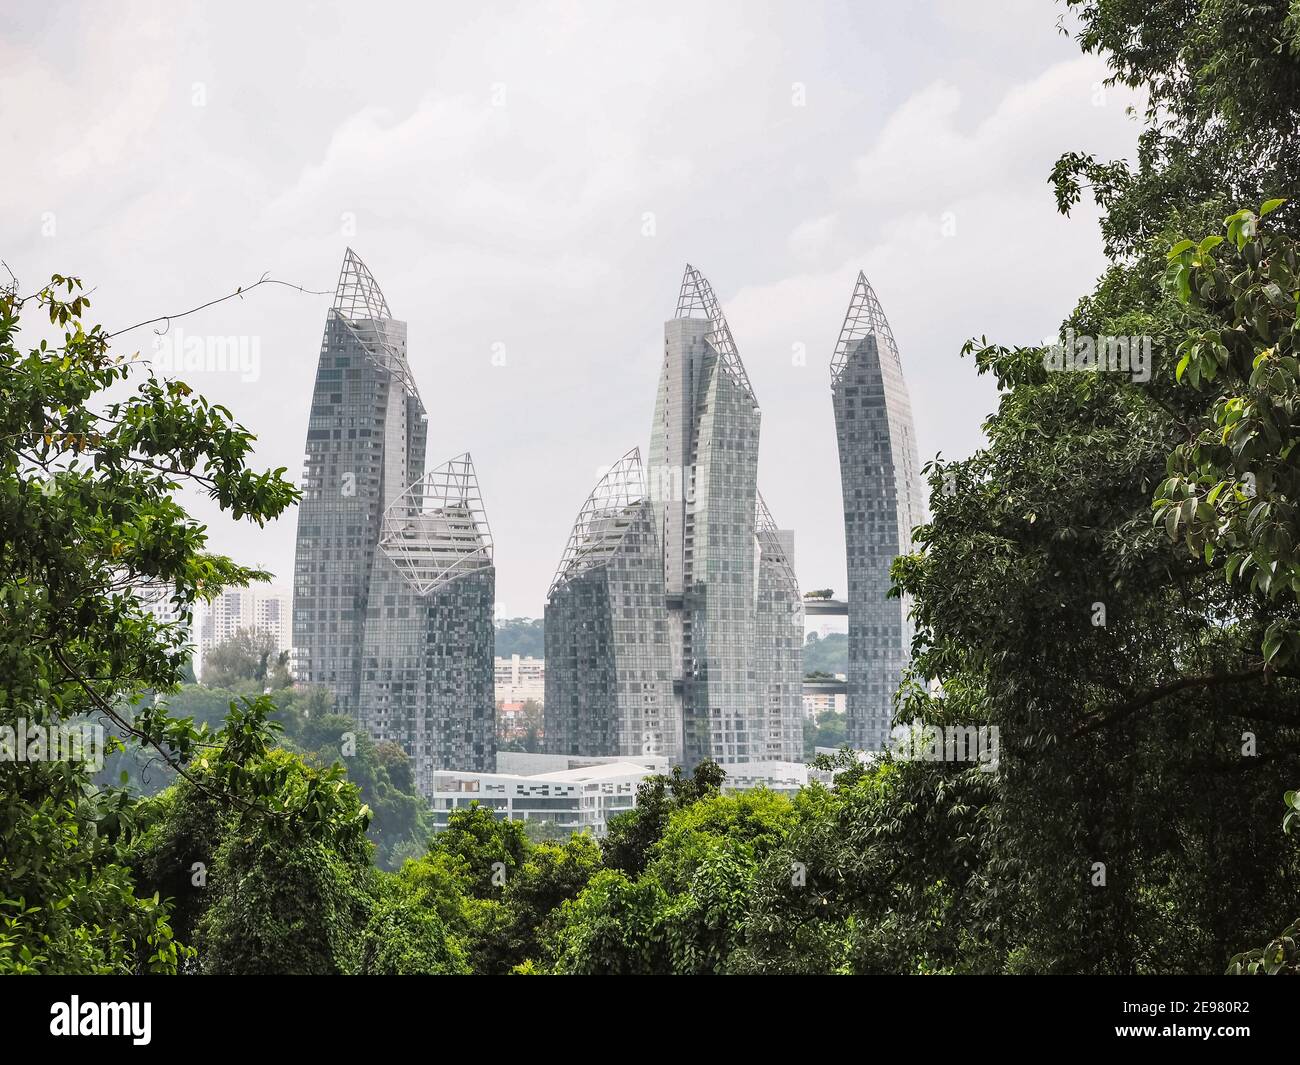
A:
[[333, 247, 392, 320], [755, 490, 799, 600], [675, 263, 756, 399], [830, 270, 900, 383], [379, 452, 493, 596], [328, 248, 420, 401], [549, 447, 647, 597]]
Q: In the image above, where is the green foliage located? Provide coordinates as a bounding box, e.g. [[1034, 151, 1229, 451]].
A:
[[288, 711, 432, 870], [357, 886, 467, 975], [1226, 916, 1300, 975], [470, 833, 603, 974], [200, 628, 292, 690], [427, 803, 530, 897], [1052, 0, 1300, 256], [0, 272, 297, 974], [803, 708, 847, 758], [546, 788, 793, 974], [180, 740, 374, 974], [494, 617, 544, 658], [547, 869, 670, 975], [602, 761, 725, 877], [802, 630, 848, 675], [10, 1, 1300, 978], [1157, 204, 1300, 668]]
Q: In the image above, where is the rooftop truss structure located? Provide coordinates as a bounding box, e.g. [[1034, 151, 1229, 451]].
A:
[[675, 263, 756, 399], [328, 248, 420, 400], [379, 452, 493, 596], [549, 447, 646, 597], [333, 247, 392, 320], [830, 270, 901, 383], [755, 491, 800, 600]]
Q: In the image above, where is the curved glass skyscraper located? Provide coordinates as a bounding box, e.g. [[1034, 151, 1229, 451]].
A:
[[293, 250, 494, 786], [544, 448, 676, 760], [755, 491, 805, 761], [647, 265, 802, 766], [361, 453, 496, 788], [831, 272, 925, 750]]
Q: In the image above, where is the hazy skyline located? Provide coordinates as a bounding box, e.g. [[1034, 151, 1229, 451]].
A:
[[2, 0, 1144, 618]]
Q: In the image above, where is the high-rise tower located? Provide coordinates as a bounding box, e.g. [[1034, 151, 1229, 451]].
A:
[[831, 272, 925, 750], [360, 453, 496, 788], [293, 251, 494, 785], [544, 448, 676, 760], [293, 249, 428, 716], [754, 492, 805, 761], [647, 264, 801, 766]]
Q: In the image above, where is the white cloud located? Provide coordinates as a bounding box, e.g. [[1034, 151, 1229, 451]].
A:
[[0, 1, 1148, 613]]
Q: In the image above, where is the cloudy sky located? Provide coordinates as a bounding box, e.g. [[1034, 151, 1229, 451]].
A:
[[3, 0, 1143, 620]]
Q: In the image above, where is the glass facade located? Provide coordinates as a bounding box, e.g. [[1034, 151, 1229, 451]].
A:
[[754, 493, 805, 761], [647, 265, 803, 767], [293, 250, 494, 788], [544, 449, 676, 760], [830, 272, 925, 750], [361, 453, 497, 789]]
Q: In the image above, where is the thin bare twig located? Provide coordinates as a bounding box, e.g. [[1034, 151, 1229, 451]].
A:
[[107, 273, 331, 339]]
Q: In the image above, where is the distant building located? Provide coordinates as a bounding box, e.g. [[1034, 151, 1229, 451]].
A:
[[802, 689, 847, 719], [427, 753, 669, 836], [292, 248, 429, 717], [831, 272, 925, 750], [425, 752, 828, 836], [647, 265, 803, 766], [292, 249, 495, 789], [495, 654, 545, 705], [544, 448, 675, 760], [497, 701, 531, 742], [135, 583, 186, 630], [135, 583, 190, 652], [720, 760, 832, 796], [359, 453, 497, 791], [199, 586, 292, 657], [754, 493, 806, 760]]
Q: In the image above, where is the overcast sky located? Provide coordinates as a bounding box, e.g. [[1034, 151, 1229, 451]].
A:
[[2, 0, 1144, 620]]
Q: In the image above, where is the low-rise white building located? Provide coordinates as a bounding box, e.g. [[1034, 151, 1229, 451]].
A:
[[802, 689, 847, 719], [426, 753, 833, 835], [428, 754, 666, 836], [721, 760, 833, 796]]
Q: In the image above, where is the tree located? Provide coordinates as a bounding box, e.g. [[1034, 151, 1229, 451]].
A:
[[288, 713, 432, 870], [356, 888, 467, 975], [602, 761, 725, 877], [201, 627, 292, 690], [0, 271, 298, 973], [724, 4, 1300, 976], [802, 708, 847, 758], [1052, 0, 1300, 256], [494, 617, 544, 658], [188, 745, 376, 975], [803, 630, 848, 675], [472, 834, 602, 974], [546, 789, 793, 974]]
